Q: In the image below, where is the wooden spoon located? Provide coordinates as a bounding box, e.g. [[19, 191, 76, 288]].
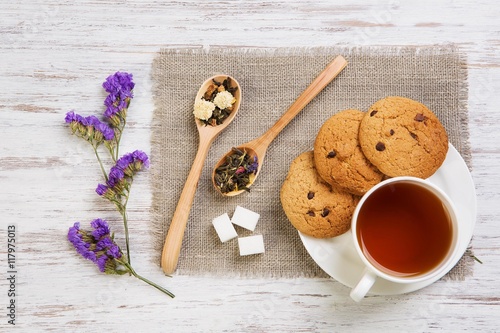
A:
[[212, 55, 347, 196], [161, 75, 241, 275]]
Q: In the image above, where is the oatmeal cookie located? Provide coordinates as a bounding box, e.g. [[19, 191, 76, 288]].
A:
[[359, 96, 448, 178], [314, 109, 384, 195], [280, 151, 359, 238]]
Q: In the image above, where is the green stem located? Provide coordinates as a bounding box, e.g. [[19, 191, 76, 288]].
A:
[[105, 143, 117, 163], [472, 255, 483, 264], [122, 261, 175, 298], [115, 120, 126, 161], [93, 145, 108, 182], [121, 203, 131, 265], [121, 211, 131, 265], [120, 181, 132, 264]]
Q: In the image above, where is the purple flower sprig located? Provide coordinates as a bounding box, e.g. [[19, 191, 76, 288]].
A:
[[64, 73, 139, 262], [103, 72, 135, 160], [96, 150, 150, 207], [64, 72, 134, 165], [68, 219, 174, 298], [65, 111, 116, 143], [65, 72, 174, 298], [65, 111, 117, 180], [96, 150, 150, 261], [103, 71, 134, 125], [67, 219, 123, 274]]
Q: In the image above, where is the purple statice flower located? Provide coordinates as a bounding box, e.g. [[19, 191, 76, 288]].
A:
[[113, 150, 149, 178], [96, 255, 109, 273], [95, 243, 122, 273], [65, 111, 115, 142], [65, 110, 84, 124], [96, 236, 121, 260], [84, 115, 115, 141], [68, 219, 123, 274], [103, 72, 134, 121], [65, 111, 87, 136], [104, 96, 125, 120], [104, 93, 129, 114], [89, 219, 122, 273], [132, 150, 150, 168], [99, 151, 149, 197], [96, 183, 117, 200], [106, 242, 122, 259], [103, 72, 135, 97], [107, 166, 125, 188], [96, 184, 108, 196], [95, 236, 114, 251], [90, 218, 111, 240], [116, 153, 134, 170], [83, 115, 99, 126], [68, 222, 97, 262]]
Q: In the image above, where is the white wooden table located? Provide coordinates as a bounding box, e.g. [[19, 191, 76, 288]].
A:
[[1, 1, 499, 332]]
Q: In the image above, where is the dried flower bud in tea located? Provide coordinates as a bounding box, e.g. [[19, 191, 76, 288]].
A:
[[214, 147, 258, 194], [193, 77, 238, 126]]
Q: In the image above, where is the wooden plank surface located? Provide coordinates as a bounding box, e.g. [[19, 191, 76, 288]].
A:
[[0, 1, 499, 332]]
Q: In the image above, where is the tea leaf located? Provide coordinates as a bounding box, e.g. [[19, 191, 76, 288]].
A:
[[215, 147, 258, 194]]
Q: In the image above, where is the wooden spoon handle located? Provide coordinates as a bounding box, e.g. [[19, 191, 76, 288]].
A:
[[256, 55, 348, 149], [161, 137, 213, 274]]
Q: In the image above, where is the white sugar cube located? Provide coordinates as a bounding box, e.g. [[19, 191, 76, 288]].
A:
[[231, 205, 260, 231], [238, 235, 265, 256], [212, 213, 238, 243]]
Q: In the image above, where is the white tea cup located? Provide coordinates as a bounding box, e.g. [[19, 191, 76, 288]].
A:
[[350, 176, 460, 302]]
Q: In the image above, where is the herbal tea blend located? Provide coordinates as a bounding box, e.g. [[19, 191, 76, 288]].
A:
[[214, 147, 258, 193], [193, 77, 238, 126]]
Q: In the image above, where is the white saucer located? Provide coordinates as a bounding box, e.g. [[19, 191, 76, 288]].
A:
[[299, 143, 476, 295]]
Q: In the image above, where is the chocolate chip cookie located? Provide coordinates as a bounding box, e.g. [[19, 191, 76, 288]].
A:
[[314, 109, 384, 195], [280, 151, 359, 238], [359, 96, 448, 178]]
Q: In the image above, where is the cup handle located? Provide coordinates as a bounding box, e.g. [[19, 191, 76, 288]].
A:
[[350, 268, 377, 302]]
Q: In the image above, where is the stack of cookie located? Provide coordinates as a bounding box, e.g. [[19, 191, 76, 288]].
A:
[[280, 96, 448, 238]]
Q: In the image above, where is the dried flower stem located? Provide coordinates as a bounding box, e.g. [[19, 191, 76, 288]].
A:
[[105, 144, 117, 163], [120, 261, 175, 298], [92, 143, 132, 264], [120, 184, 132, 264], [472, 255, 483, 264], [93, 145, 109, 182], [114, 120, 126, 161]]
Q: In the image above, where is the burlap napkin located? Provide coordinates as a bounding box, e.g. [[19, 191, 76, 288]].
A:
[[151, 46, 474, 279]]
